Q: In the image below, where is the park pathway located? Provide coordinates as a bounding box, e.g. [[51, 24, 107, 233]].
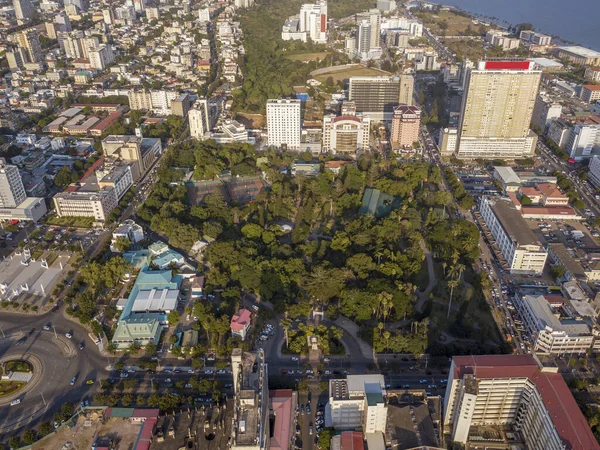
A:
[[415, 240, 436, 313]]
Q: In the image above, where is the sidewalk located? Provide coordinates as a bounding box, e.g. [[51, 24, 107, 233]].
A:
[[333, 316, 373, 360]]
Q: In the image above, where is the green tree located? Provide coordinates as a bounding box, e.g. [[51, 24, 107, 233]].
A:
[[8, 437, 20, 449], [317, 429, 333, 450], [22, 429, 37, 445], [121, 394, 133, 407], [38, 422, 53, 436], [136, 395, 146, 406], [298, 379, 309, 394], [550, 265, 565, 280], [145, 342, 158, 356], [167, 310, 180, 326], [113, 236, 131, 252], [519, 195, 533, 206]]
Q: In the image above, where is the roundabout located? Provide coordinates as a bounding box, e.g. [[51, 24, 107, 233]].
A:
[[0, 318, 105, 437]]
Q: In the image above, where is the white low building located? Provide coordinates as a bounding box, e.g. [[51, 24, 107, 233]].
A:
[[111, 219, 145, 251]]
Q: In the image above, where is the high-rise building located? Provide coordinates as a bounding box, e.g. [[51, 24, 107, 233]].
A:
[[356, 20, 371, 56], [298, 0, 327, 43], [198, 7, 210, 21], [520, 30, 552, 46], [0, 159, 26, 208], [171, 93, 191, 117], [589, 155, 600, 189], [266, 99, 302, 150], [234, 0, 254, 8], [189, 99, 211, 140], [103, 8, 115, 24], [322, 113, 370, 156], [88, 45, 114, 70], [6, 47, 27, 70], [398, 70, 414, 106], [14, 29, 43, 65], [357, 9, 380, 49], [531, 94, 562, 132], [390, 105, 421, 151], [64, 0, 88, 12], [13, 0, 34, 21], [565, 124, 600, 161], [348, 75, 402, 122], [444, 354, 600, 450], [456, 60, 541, 159]]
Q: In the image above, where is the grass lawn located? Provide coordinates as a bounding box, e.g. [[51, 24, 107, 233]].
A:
[[312, 65, 391, 84], [5, 360, 32, 373], [0, 381, 26, 397], [43, 214, 95, 228], [285, 51, 331, 62]]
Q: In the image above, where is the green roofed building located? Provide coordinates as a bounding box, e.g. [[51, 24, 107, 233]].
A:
[[359, 188, 395, 218], [112, 313, 164, 349]]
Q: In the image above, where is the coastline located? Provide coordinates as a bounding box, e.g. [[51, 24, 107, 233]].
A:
[[421, 0, 599, 51]]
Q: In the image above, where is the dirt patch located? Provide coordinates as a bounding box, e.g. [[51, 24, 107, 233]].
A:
[[285, 51, 331, 62], [33, 415, 142, 450], [235, 113, 264, 129], [312, 66, 391, 84]]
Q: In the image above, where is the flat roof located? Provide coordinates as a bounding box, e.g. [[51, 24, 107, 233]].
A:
[[494, 166, 520, 184], [559, 46, 600, 58], [487, 197, 541, 247], [521, 294, 589, 335], [131, 288, 178, 312]]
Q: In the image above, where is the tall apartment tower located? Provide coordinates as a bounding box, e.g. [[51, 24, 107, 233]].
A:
[[456, 60, 541, 159], [266, 99, 302, 150], [188, 99, 211, 140], [13, 0, 34, 21], [398, 70, 415, 106], [15, 29, 43, 64], [356, 20, 371, 56], [391, 105, 421, 150], [0, 159, 27, 208]]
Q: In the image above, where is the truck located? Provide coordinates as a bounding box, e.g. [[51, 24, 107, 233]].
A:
[[88, 333, 101, 345]]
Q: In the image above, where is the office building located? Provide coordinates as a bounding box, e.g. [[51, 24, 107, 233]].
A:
[[358, 9, 381, 49], [96, 160, 134, 200], [171, 93, 191, 117], [0, 159, 26, 208], [390, 105, 421, 151], [531, 94, 562, 132], [198, 7, 209, 21], [353, 9, 381, 60], [520, 30, 551, 46], [589, 155, 600, 189], [111, 219, 144, 251], [479, 196, 548, 274], [355, 20, 372, 57], [13, 0, 33, 21], [439, 127, 458, 155], [266, 99, 302, 150], [398, 70, 414, 106], [231, 349, 269, 450], [322, 114, 370, 156], [547, 119, 572, 149], [444, 354, 600, 450], [6, 47, 26, 70], [102, 135, 162, 181], [53, 189, 118, 222], [348, 75, 402, 122], [557, 46, 600, 66], [580, 85, 600, 103], [455, 60, 541, 159], [515, 294, 597, 355], [565, 124, 600, 161], [326, 375, 387, 433]]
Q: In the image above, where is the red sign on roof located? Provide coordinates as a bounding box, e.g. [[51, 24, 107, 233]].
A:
[[485, 61, 531, 70]]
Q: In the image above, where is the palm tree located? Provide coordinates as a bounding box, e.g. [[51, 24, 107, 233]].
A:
[[383, 330, 391, 352], [281, 317, 293, 349], [377, 322, 384, 337], [331, 326, 344, 343], [447, 278, 460, 319]]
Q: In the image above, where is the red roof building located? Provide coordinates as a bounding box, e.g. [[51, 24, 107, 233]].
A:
[[445, 355, 600, 450], [269, 389, 297, 450], [230, 308, 252, 340]]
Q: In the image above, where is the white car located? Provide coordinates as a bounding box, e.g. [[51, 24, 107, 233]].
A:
[[291, 357, 298, 362], [205, 370, 213, 375], [65, 332, 72, 339], [10, 399, 21, 406]]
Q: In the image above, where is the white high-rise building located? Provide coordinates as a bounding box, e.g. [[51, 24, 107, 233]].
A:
[[456, 60, 541, 159], [589, 155, 600, 189], [444, 355, 600, 450], [189, 100, 210, 140], [89, 45, 114, 70], [299, 0, 327, 43], [356, 20, 371, 56], [266, 99, 302, 150], [198, 7, 210, 21], [0, 159, 26, 208], [565, 124, 600, 161], [531, 94, 562, 132], [13, 0, 34, 21]]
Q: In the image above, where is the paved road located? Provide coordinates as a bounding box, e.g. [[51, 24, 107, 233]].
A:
[[0, 307, 108, 436]]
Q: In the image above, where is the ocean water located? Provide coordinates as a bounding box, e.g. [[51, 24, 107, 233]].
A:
[[429, 0, 600, 51]]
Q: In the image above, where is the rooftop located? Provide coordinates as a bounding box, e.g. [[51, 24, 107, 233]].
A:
[[521, 294, 590, 335], [452, 354, 600, 450], [230, 308, 252, 332], [486, 197, 541, 247], [583, 84, 600, 91], [559, 46, 600, 58]]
